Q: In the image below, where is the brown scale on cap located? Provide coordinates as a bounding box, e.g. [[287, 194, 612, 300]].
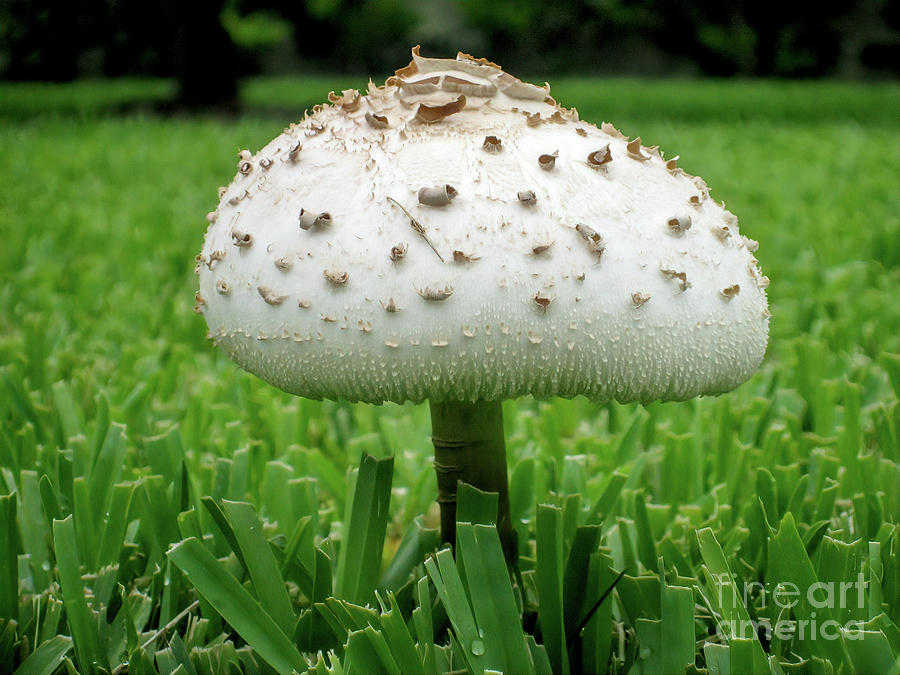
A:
[[418, 185, 458, 206], [232, 230, 252, 247], [258, 286, 287, 305], [632, 292, 651, 308], [661, 268, 691, 292], [482, 136, 503, 153], [390, 243, 408, 261], [415, 95, 466, 124], [328, 89, 361, 112], [533, 291, 554, 312], [587, 145, 612, 169], [207, 250, 225, 268], [517, 190, 537, 205], [381, 298, 401, 312], [287, 141, 302, 164], [667, 215, 692, 235], [452, 250, 480, 263], [601, 121, 626, 138], [575, 223, 606, 257], [626, 137, 650, 161], [721, 284, 741, 300], [324, 269, 349, 285], [299, 210, 332, 230], [538, 151, 558, 170], [416, 284, 454, 301], [228, 189, 248, 206], [365, 112, 389, 129], [713, 226, 732, 242]]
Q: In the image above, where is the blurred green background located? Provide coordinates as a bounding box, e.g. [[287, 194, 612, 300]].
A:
[[2, 0, 897, 110]]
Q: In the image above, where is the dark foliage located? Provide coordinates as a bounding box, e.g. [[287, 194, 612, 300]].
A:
[[0, 0, 895, 108]]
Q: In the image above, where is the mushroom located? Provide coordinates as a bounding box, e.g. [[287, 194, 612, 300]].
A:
[[196, 46, 769, 566]]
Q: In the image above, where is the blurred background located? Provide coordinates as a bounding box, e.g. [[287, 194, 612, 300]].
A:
[[2, 0, 897, 109]]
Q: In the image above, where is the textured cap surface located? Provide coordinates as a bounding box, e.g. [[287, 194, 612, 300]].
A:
[[196, 47, 769, 404]]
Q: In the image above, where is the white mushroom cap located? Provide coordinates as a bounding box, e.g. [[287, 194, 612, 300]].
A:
[[196, 47, 769, 405]]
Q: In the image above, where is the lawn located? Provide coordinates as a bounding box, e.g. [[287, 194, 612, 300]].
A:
[[0, 76, 897, 674]]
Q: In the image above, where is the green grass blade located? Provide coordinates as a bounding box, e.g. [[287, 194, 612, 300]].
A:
[[696, 527, 768, 668], [659, 582, 694, 674], [71, 477, 97, 568], [562, 526, 601, 637], [536, 504, 569, 675], [0, 618, 17, 673], [424, 548, 486, 674], [378, 516, 439, 592], [579, 553, 617, 675], [335, 454, 393, 605], [200, 496, 247, 570], [18, 470, 50, 589], [413, 576, 435, 674], [767, 512, 850, 669], [167, 633, 198, 675], [38, 475, 61, 526], [167, 537, 305, 674], [344, 627, 399, 675], [50, 380, 83, 445], [259, 461, 295, 537], [377, 592, 425, 675], [633, 492, 658, 571], [458, 523, 534, 674], [52, 516, 107, 672], [96, 482, 134, 569], [12, 635, 72, 675], [585, 471, 626, 527], [221, 500, 297, 631], [703, 642, 730, 675], [843, 630, 899, 675], [0, 494, 17, 621], [634, 618, 662, 673], [729, 637, 770, 675], [87, 423, 127, 522], [456, 483, 498, 526]]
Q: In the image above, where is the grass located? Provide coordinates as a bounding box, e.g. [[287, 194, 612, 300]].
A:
[[0, 75, 898, 674]]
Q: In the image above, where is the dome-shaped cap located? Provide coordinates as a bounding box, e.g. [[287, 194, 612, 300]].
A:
[[196, 47, 769, 404]]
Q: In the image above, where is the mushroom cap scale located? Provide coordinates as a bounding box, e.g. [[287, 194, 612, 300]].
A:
[[197, 47, 769, 404]]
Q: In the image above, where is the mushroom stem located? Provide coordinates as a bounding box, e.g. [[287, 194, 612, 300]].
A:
[[429, 399, 516, 566]]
